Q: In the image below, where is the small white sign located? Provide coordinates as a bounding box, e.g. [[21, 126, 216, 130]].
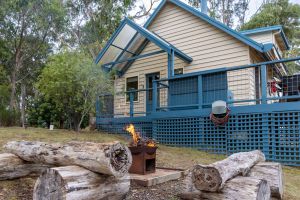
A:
[[49, 125, 54, 131]]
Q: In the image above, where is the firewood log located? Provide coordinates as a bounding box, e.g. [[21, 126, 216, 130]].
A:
[[191, 150, 265, 191], [4, 141, 132, 177], [180, 176, 270, 200], [33, 165, 130, 200], [201, 176, 270, 200], [248, 162, 283, 199], [0, 153, 51, 180]]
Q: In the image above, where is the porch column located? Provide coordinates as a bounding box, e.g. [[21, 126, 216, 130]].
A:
[[129, 92, 134, 117], [260, 65, 267, 104], [168, 49, 174, 78], [152, 81, 157, 113]]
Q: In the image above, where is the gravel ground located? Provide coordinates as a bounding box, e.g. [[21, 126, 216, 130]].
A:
[[0, 176, 185, 200], [125, 178, 184, 200]]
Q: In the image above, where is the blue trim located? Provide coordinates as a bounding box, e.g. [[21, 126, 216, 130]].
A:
[[240, 25, 290, 50], [95, 20, 127, 64], [120, 39, 150, 76], [157, 56, 300, 81], [102, 50, 165, 67], [124, 18, 172, 54], [144, 0, 266, 53], [260, 65, 267, 104], [240, 25, 283, 34], [167, 50, 175, 78], [96, 17, 192, 68]]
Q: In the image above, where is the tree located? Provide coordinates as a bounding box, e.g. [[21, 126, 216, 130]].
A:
[[63, 0, 136, 59], [36, 50, 112, 131], [0, 0, 67, 126], [188, 0, 250, 28], [241, 0, 300, 73]]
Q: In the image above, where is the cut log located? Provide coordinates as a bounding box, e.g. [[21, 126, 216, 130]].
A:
[[248, 162, 283, 199], [4, 141, 132, 177], [33, 165, 130, 200], [200, 176, 270, 200], [191, 150, 265, 191], [181, 175, 270, 200], [0, 153, 51, 180]]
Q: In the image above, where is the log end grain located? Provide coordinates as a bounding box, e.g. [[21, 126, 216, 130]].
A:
[[191, 165, 222, 192]]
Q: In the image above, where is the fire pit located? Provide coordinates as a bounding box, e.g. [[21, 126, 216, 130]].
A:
[[125, 124, 158, 175]]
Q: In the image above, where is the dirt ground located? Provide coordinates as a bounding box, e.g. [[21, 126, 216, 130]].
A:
[[0, 127, 299, 200]]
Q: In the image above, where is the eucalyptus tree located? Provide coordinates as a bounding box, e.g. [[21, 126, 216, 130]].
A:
[[0, 0, 67, 127]]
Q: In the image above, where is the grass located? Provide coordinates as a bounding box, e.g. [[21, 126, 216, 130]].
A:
[[0, 127, 299, 199]]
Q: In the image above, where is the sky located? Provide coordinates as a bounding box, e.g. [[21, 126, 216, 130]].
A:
[[134, 0, 300, 26]]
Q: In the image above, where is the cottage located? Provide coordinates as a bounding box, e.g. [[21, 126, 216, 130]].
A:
[[96, 0, 300, 166]]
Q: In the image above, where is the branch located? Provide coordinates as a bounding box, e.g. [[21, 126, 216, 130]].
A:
[[132, 0, 159, 19]]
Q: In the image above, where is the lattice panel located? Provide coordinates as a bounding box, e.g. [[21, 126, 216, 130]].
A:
[[97, 111, 300, 166], [268, 112, 300, 166], [227, 113, 265, 154], [202, 116, 227, 154], [153, 117, 203, 148]]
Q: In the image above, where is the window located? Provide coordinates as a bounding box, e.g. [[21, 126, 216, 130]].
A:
[[126, 76, 138, 102], [174, 68, 183, 75]]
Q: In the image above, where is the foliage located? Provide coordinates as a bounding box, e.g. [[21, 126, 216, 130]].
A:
[[35, 50, 113, 131], [64, 0, 136, 58], [241, 0, 300, 74], [188, 0, 250, 28]]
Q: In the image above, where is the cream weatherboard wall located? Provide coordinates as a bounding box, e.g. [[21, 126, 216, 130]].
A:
[[114, 2, 261, 115]]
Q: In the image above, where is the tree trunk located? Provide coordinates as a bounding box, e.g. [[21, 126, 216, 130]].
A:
[[181, 175, 270, 200], [248, 162, 283, 199], [5, 141, 132, 177], [33, 165, 130, 200], [9, 69, 17, 110], [20, 82, 26, 128], [191, 150, 265, 191], [0, 153, 51, 180]]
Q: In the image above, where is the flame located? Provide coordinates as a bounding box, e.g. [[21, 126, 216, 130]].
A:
[[147, 141, 156, 147], [125, 123, 156, 147], [125, 124, 140, 145]]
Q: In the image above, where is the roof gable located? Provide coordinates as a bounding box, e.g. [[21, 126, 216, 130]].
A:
[[94, 18, 192, 69], [240, 25, 290, 50], [144, 0, 273, 53]]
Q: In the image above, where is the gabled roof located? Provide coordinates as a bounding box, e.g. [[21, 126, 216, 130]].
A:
[[94, 18, 192, 68], [144, 0, 273, 53], [240, 25, 290, 50]]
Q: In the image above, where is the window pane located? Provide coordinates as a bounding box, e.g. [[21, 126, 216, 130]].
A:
[[175, 68, 183, 75], [126, 76, 138, 101]]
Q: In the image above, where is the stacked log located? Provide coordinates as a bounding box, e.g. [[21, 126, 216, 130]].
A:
[[2, 140, 133, 200], [249, 162, 283, 199], [33, 166, 130, 200], [5, 140, 132, 177], [0, 153, 52, 180], [181, 150, 282, 200], [191, 150, 265, 192]]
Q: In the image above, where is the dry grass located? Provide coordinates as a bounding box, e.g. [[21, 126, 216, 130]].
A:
[[0, 127, 299, 200]]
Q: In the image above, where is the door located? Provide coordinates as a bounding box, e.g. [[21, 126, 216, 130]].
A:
[[146, 73, 160, 114]]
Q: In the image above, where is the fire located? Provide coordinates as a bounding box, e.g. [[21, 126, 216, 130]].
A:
[[125, 124, 140, 145], [125, 123, 156, 147]]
